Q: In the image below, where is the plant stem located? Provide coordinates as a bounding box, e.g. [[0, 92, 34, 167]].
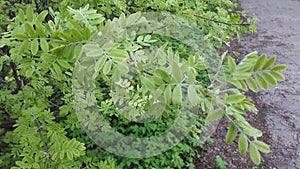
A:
[[10, 61, 21, 94]]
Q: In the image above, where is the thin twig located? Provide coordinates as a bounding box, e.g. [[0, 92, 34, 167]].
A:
[[46, 100, 60, 108], [21, 78, 51, 158], [192, 14, 251, 26], [0, 104, 11, 116], [166, 10, 251, 26], [10, 61, 21, 94], [31, 111, 50, 155]]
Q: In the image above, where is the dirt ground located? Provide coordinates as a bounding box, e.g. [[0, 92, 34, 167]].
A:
[[196, 0, 300, 168]]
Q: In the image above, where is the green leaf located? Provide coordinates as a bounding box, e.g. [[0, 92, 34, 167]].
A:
[[235, 72, 251, 80], [37, 10, 48, 22], [19, 40, 29, 53], [85, 48, 103, 57], [66, 151, 73, 160], [25, 68, 35, 77], [271, 64, 287, 71], [36, 22, 46, 37], [172, 62, 182, 83], [95, 56, 107, 72], [156, 68, 171, 83], [227, 56, 236, 72], [239, 80, 248, 91], [206, 109, 224, 122], [238, 133, 248, 154], [53, 39, 69, 45], [237, 63, 253, 72], [109, 48, 129, 60], [186, 67, 196, 83], [246, 77, 258, 92], [172, 84, 182, 105], [245, 51, 258, 58], [225, 94, 245, 104], [262, 72, 277, 86], [15, 33, 28, 40], [25, 22, 37, 37], [255, 73, 268, 90], [26, 6, 34, 22], [228, 79, 242, 89], [237, 51, 258, 72], [61, 32, 74, 42], [59, 152, 65, 160], [40, 39, 49, 52], [243, 128, 263, 137], [144, 35, 151, 41], [226, 122, 237, 143], [250, 142, 261, 165], [137, 36, 143, 42], [57, 60, 72, 69], [141, 77, 156, 90], [255, 73, 269, 90], [164, 85, 172, 105], [53, 63, 63, 80], [17, 9, 25, 22], [71, 29, 83, 41], [103, 60, 112, 75], [270, 71, 285, 81], [187, 86, 199, 106], [31, 39, 39, 55], [16, 161, 26, 167], [84, 27, 91, 40], [151, 76, 164, 85], [126, 12, 142, 25], [253, 140, 270, 153], [262, 57, 276, 70], [35, 22, 48, 38], [253, 54, 266, 71]]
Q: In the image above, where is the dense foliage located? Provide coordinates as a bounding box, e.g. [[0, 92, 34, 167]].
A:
[[0, 0, 286, 168]]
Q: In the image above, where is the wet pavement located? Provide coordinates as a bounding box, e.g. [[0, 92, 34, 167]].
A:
[[240, 0, 300, 168]]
